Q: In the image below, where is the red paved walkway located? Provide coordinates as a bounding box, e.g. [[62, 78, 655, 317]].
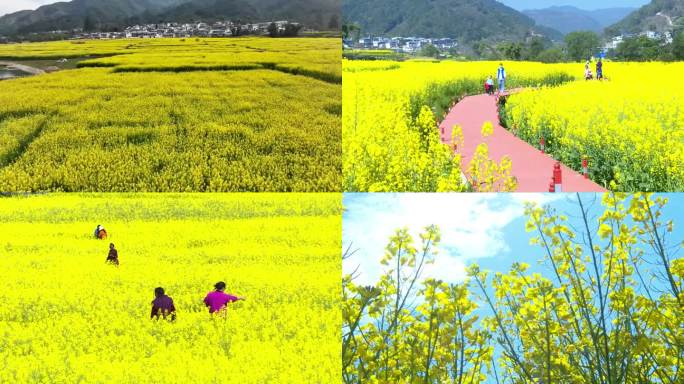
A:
[[439, 92, 606, 192]]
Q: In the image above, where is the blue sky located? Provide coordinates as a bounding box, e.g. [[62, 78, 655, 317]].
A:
[[500, 0, 650, 11], [344, 193, 563, 285], [343, 193, 684, 288]]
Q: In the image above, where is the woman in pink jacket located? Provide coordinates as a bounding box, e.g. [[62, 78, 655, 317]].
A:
[[203, 281, 245, 314]]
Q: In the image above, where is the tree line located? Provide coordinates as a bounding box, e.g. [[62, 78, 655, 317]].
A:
[[343, 21, 684, 62], [469, 31, 684, 62]]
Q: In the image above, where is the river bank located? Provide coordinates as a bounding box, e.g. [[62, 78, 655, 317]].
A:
[[0, 61, 45, 80]]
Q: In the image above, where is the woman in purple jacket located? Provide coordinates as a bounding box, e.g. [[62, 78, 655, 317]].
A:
[[151, 287, 176, 321], [203, 281, 245, 314]]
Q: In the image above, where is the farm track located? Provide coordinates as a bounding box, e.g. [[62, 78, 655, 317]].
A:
[[440, 92, 606, 192]]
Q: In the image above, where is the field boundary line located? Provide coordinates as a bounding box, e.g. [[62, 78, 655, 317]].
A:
[[76, 61, 342, 84]]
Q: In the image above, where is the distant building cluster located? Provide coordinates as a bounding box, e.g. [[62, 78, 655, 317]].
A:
[[0, 20, 309, 42], [77, 21, 303, 39], [344, 36, 457, 53], [604, 31, 674, 49]]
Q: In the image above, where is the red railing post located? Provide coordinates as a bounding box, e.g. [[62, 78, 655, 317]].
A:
[[553, 162, 563, 192]]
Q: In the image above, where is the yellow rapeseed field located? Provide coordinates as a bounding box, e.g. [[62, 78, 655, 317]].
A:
[[502, 62, 684, 191], [342, 60, 575, 192], [344, 59, 684, 192], [0, 38, 341, 192], [0, 193, 341, 383]]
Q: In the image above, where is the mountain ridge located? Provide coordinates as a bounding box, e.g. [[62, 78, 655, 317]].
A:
[[605, 0, 684, 36], [0, 0, 183, 34], [523, 5, 636, 35], [0, 0, 340, 35], [343, 0, 561, 43], [157, 0, 339, 29]]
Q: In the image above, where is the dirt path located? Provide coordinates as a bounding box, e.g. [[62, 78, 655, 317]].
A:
[[439, 92, 607, 192], [0, 61, 45, 75]]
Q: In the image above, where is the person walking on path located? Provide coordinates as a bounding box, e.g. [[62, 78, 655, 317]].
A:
[[203, 281, 245, 314], [497, 63, 506, 93], [584, 60, 592, 80], [151, 287, 176, 321], [596, 58, 603, 80], [486, 76, 494, 95], [106, 243, 119, 266]]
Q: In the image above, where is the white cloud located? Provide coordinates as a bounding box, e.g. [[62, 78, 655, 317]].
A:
[[422, 255, 468, 284], [0, 1, 56, 17], [343, 193, 558, 285]]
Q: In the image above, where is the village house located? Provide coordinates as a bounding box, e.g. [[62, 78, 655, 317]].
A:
[[352, 35, 457, 53], [605, 31, 674, 50], [67, 20, 303, 40]]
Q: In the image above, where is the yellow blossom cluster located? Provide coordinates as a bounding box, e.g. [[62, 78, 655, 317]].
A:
[[502, 62, 684, 191]]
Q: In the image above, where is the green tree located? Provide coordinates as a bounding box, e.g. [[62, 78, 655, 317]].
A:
[[420, 44, 440, 58], [672, 31, 684, 60], [231, 21, 242, 37], [615, 35, 661, 61], [282, 23, 302, 37], [447, 46, 460, 58], [342, 23, 363, 45], [524, 37, 547, 61], [342, 23, 362, 42], [537, 47, 566, 63], [471, 41, 488, 58], [564, 31, 600, 61], [267, 22, 278, 38], [498, 41, 523, 60]]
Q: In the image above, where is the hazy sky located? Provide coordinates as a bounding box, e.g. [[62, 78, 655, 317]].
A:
[[500, 0, 650, 11], [0, 0, 56, 16]]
